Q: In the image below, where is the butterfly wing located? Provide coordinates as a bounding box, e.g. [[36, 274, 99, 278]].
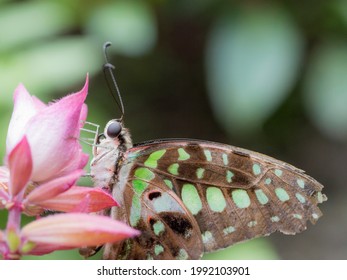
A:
[[103, 163, 204, 260], [106, 139, 326, 258]]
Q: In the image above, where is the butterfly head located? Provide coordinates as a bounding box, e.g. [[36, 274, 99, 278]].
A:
[[90, 119, 132, 188], [95, 119, 132, 154]]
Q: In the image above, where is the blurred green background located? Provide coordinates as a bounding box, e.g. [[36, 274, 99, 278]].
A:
[[0, 0, 345, 259]]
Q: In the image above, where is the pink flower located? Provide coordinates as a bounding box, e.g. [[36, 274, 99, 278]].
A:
[[0, 77, 118, 215], [0, 78, 138, 259], [0, 135, 132, 258], [1, 123, 116, 215], [6, 77, 89, 183]]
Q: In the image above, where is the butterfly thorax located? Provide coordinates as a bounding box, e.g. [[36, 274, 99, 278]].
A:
[[90, 119, 132, 191]]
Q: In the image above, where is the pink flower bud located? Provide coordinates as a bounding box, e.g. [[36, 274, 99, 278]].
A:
[[6, 77, 89, 183], [21, 214, 140, 250]]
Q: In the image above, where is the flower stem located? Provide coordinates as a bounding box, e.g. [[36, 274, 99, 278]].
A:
[[4, 205, 22, 259], [6, 205, 22, 232]]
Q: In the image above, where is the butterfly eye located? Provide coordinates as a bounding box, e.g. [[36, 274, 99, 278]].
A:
[[106, 121, 122, 138]]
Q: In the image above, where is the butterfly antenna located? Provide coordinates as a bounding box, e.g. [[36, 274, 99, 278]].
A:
[[103, 41, 125, 121]]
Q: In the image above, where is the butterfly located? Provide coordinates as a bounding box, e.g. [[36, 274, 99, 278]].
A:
[[80, 43, 326, 260]]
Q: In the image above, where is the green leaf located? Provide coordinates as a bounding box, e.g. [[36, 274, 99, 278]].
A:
[[304, 41, 347, 140], [0, 37, 100, 103], [206, 6, 303, 135], [0, 1, 75, 52], [85, 1, 157, 57]]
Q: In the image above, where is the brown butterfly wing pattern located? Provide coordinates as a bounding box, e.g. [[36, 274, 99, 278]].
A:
[[103, 139, 326, 259], [104, 178, 204, 260]]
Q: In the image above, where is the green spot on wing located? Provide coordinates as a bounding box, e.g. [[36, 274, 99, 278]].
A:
[[275, 188, 290, 202], [153, 220, 165, 235], [255, 189, 269, 205], [168, 163, 179, 175], [226, 170, 234, 183], [222, 153, 229, 165], [181, 184, 202, 215], [164, 179, 173, 189], [265, 178, 272, 185], [178, 148, 190, 160], [202, 231, 214, 244], [132, 179, 148, 195], [130, 176, 151, 226], [297, 179, 305, 189], [154, 244, 164, 256], [247, 221, 257, 227], [274, 169, 283, 177], [144, 149, 166, 168], [196, 168, 205, 179], [206, 187, 226, 212], [271, 216, 280, 222], [252, 163, 261, 175], [231, 189, 251, 208], [223, 226, 235, 235], [293, 214, 302, 219], [135, 167, 155, 181], [204, 150, 212, 161], [295, 192, 306, 203], [129, 195, 141, 227], [177, 249, 189, 260]]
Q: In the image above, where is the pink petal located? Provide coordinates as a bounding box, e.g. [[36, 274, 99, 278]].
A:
[[75, 77, 89, 142], [21, 213, 140, 247], [0, 166, 9, 183], [37, 186, 118, 213], [56, 149, 89, 178], [24, 76, 89, 182], [71, 193, 91, 213], [23, 243, 73, 256], [6, 84, 41, 154], [24, 170, 84, 204], [8, 137, 33, 196], [77, 152, 89, 170], [79, 104, 88, 128], [0, 167, 10, 204]]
